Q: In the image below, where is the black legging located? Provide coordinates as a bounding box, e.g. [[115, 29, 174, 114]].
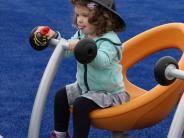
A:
[[54, 87, 102, 138]]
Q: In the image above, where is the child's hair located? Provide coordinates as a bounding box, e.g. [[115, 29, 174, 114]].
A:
[[70, 0, 124, 36]]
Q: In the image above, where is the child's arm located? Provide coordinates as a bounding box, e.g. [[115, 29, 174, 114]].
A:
[[31, 26, 80, 58], [90, 41, 121, 68], [63, 31, 80, 57]]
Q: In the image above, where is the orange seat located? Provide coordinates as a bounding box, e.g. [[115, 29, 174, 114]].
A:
[[89, 23, 184, 131]]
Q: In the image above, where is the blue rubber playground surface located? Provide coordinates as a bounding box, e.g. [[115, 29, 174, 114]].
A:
[[0, 0, 184, 137]]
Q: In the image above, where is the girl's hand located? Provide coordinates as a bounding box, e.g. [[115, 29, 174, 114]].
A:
[[35, 26, 57, 39], [68, 39, 80, 51]]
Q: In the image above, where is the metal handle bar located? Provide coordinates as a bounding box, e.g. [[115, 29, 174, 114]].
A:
[[50, 38, 69, 49], [165, 64, 184, 80]]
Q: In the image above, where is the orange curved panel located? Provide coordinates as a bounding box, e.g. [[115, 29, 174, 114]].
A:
[[90, 23, 184, 131]]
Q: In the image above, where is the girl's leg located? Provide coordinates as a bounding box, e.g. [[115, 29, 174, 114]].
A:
[[54, 87, 70, 132], [73, 97, 102, 138]]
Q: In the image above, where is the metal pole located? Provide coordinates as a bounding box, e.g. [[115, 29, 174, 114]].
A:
[[166, 65, 184, 138], [28, 39, 68, 138], [167, 90, 184, 138]]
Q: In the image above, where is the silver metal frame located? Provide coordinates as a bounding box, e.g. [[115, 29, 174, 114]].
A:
[[28, 38, 68, 138], [166, 64, 184, 138]]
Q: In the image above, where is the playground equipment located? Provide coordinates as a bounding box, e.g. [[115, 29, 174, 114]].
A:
[[28, 23, 184, 138]]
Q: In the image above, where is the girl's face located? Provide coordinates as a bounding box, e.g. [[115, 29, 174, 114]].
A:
[[75, 5, 96, 38]]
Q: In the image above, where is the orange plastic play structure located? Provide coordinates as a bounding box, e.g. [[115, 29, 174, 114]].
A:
[[89, 23, 184, 131]]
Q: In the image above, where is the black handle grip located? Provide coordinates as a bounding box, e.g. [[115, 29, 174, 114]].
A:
[[74, 38, 97, 64], [29, 27, 49, 51]]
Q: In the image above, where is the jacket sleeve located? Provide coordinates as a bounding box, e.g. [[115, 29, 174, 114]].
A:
[[63, 31, 79, 57], [90, 41, 120, 69]]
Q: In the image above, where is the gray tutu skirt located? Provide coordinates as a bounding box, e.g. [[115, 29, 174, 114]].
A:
[[66, 82, 130, 108]]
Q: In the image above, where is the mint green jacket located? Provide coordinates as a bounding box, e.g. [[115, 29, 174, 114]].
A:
[[64, 31, 125, 94]]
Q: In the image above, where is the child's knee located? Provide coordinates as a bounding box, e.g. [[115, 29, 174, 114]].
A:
[[73, 97, 89, 113]]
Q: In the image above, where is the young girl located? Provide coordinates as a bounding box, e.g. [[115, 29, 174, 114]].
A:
[[36, 0, 129, 138]]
